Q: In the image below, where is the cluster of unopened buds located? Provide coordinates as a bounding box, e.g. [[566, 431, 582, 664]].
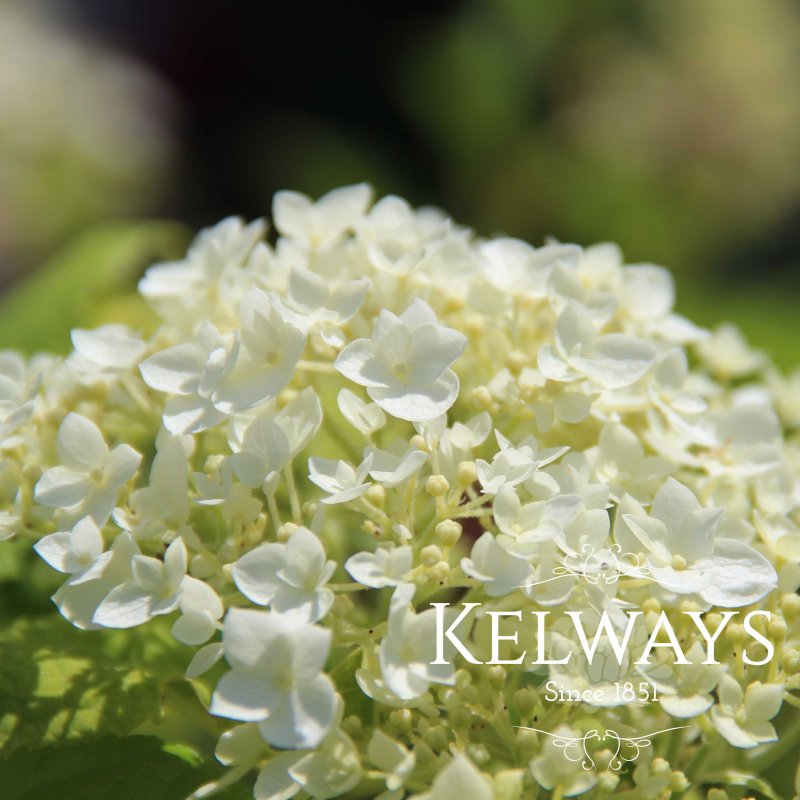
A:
[[3, 184, 800, 799]]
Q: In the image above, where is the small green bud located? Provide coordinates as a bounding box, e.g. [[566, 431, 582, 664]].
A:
[[488, 665, 506, 690], [467, 743, 490, 765], [389, 708, 413, 735], [426, 474, 450, 497], [457, 461, 477, 488], [423, 725, 449, 752], [435, 519, 462, 547], [597, 771, 620, 792], [421, 545, 442, 567], [365, 483, 385, 507]]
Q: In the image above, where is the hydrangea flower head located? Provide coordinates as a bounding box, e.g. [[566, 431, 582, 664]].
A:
[[4, 184, 797, 799]]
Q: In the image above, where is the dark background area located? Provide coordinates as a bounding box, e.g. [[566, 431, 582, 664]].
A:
[[3, 0, 800, 362]]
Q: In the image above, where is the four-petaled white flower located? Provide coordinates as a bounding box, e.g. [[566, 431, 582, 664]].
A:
[[461, 532, 533, 597], [69, 324, 146, 383], [210, 608, 337, 749], [616, 478, 778, 607], [476, 430, 568, 495], [711, 675, 783, 748], [140, 321, 239, 434], [337, 388, 386, 436], [345, 544, 412, 589], [34, 413, 141, 524], [213, 289, 306, 413], [93, 537, 207, 628], [379, 583, 457, 700], [34, 516, 104, 580], [232, 527, 335, 622], [275, 265, 369, 346], [335, 299, 466, 422], [538, 301, 656, 389], [308, 453, 373, 504], [273, 183, 372, 250]]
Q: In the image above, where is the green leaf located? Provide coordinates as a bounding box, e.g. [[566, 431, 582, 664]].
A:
[[0, 220, 189, 354], [0, 735, 249, 800], [0, 614, 198, 754], [705, 770, 782, 800]]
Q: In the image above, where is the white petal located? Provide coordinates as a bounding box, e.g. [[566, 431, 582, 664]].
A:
[[93, 583, 154, 628], [222, 608, 282, 669], [186, 643, 225, 679], [210, 669, 281, 722], [232, 544, 285, 605], [369, 370, 459, 422], [172, 610, 217, 645], [34, 468, 91, 509], [56, 413, 108, 471], [573, 334, 656, 388], [254, 753, 303, 800], [257, 675, 336, 749], [104, 444, 142, 488], [696, 539, 778, 607], [34, 532, 74, 573]]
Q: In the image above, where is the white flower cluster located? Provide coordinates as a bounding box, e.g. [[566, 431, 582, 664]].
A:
[[5, 184, 800, 798]]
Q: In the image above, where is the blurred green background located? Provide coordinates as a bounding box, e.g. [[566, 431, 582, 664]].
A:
[[2, 0, 800, 363]]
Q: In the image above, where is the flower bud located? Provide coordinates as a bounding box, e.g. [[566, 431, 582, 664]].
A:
[[651, 757, 670, 776], [642, 597, 661, 615], [449, 705, 471, 729], [470, 386, 493, 410], [435, 520, 462, 547], [365, 483, 385, 507], [669, 771, 689, 792], [493, 769, 525, 800], [513, 687, 537, 719], [423, 726, 449, 752], [389, 708, 413, 735], [467, 743, 490, 765], [726, 623, 747, 644], [421, 545, 442, 567], [457, 460, 477, 488], [427, 561, 450, 582], [301, 500, 317, 519], [781, 592, 800, 620], [488, 665, 506, 689], [415, 741, 434, 765], [426, 474, 450, 497], [190, 554, 216, 579], [439, 688, 459, 706], [276, 522, 297, 542], [597, 771, 619, 792], [506, 350, 528, 375], [782, 648, 800, 674], [278, 387, 298, 406], [410, 434, 429, 452], [516, 728, 538, 758], [768, 618, 788, 641], [455, 669, 472, 690]]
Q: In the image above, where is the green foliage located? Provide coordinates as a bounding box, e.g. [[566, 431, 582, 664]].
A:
[[0, 735, 249, 800], [0, 220, 188, 354], [0, 614, 195, 754]]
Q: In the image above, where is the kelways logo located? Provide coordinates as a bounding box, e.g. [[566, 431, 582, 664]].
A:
[[430, 606, 773, 668]]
